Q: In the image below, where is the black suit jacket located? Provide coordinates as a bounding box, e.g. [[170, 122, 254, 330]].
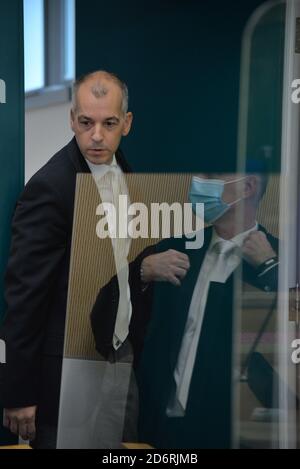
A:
[[91, 225, 278, 448], [0, 137, 131, 425], [91, 225, 278, 363]]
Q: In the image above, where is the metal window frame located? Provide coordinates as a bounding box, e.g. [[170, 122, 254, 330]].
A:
[[277, 0, 300, 449], [25, 0, 74, 110]]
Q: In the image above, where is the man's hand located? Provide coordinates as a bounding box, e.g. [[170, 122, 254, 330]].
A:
[[3, 406, 37, 441], [141, 249, 190, 286], [242, 231, 277, 268]]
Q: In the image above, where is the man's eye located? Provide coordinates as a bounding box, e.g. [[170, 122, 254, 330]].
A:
[[80, 121, 91, 127], [105, 121, 117, 128]]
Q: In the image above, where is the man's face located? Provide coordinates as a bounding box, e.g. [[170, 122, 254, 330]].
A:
[[70, 80, 133, 165]]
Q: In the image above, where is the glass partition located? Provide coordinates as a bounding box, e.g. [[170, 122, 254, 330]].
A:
[[234, 0, 300, 449]]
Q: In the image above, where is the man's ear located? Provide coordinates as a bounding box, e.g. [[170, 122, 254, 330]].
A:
[[122, 112, 133, 136], [70, 109, 75, 132], [244, 175, 258, 199]]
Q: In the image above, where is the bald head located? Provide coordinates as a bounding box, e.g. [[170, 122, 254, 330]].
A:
[[70, 70, 133, 165], [72, 71, 129, 115]]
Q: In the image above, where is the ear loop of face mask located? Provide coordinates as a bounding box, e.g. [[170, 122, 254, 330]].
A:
[[223, 176, 247, 207]]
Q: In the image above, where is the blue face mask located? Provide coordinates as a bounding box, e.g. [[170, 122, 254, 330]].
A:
[[188, 176, 245, 223]]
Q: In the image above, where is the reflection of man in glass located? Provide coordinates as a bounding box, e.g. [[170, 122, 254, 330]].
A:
[[136, 172, 278, 448], [92, 170, 279, 448]]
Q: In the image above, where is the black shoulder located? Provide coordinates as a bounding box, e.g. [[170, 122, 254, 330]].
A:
[[27, 142, 76, 188], [258, 225, 279, 252], [17, 140, 81, 222]]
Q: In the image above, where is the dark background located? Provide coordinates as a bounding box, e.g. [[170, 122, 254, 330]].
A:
[[76, 0, 284, 173]]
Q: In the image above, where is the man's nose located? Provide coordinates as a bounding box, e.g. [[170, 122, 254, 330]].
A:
[[91, 124, 104, 142]]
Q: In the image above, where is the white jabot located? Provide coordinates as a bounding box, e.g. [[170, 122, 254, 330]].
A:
[[85, 153, 118, 178], [167, 223, 258, 416], [85, 155, 132, 350]]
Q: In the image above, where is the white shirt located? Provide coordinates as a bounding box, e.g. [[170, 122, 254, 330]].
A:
[[167, 223, 258, 416], [85, 155, 132, 350], [85, 153, 118, 180]]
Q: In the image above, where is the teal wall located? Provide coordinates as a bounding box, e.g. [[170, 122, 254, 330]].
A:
[[75, 0, 272, 173], [0, 0, 24, 445], [0, 0, 24, 322]]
